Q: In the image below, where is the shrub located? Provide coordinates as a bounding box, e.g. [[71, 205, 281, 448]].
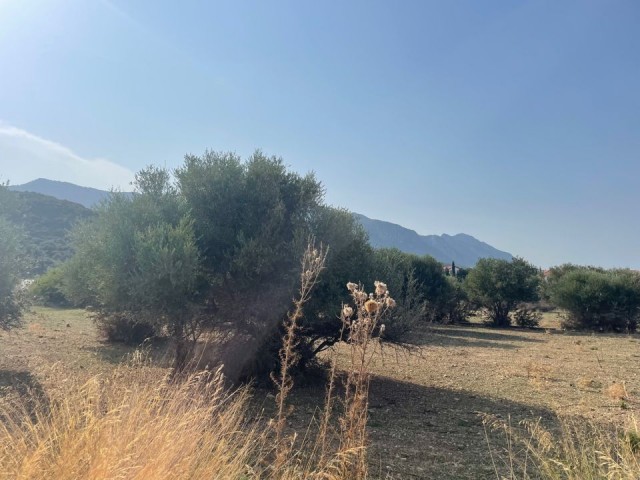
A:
[[94, 313, 156, 345], [464, 257, 540, 327], [30, 267, 70, 307], [512, 306, 542, 328], [550, 269, 640, 332]]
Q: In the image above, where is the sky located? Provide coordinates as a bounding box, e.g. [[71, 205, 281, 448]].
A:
[[0, 0, 638, 269]]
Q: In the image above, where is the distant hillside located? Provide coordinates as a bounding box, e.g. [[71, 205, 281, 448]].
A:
[[354, 213, 512, 267], [8, 178, 132, 208], [7, 191, 95, 274]]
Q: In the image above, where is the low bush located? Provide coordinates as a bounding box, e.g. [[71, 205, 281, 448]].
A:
[[30, 267, 70, 307], [94, 313, 156, 345], [513, 307, 542, 328]]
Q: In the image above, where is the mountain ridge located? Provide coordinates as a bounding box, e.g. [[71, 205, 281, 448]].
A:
[[353, 213, 512, 267], [8, 178, 132, 208]]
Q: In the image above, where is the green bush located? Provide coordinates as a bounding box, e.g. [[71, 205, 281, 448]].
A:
[[512, 306, 542, 328], [94, 312, 156, 345], [464, 257, 540, 327], [30, 267, 70, 307], [550, 268, 640, 332]]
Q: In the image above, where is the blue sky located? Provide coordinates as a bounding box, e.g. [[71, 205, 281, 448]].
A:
[[0, 0, 638, 268]]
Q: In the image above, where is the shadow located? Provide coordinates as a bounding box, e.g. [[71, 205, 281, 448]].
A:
[[0, 369, 48, 418], [79, 337, 173, 367], [405, 324, 545, 350], [253, 374, 559, 480], [433, 326, 544, 343]]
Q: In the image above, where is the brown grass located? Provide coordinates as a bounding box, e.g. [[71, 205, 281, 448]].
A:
[[607, 382, 629, 401], [483, 413, 640, 479], [2, 307, 640, 478], [0, 360, 257, 479]]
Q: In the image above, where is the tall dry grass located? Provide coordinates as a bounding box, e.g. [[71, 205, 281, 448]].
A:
[[0, 359, 256, 479], [482, 413, 640, 480]]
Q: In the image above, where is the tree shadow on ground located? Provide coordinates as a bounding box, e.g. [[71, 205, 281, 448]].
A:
[[407, 324, 545, 350], [255, 374, 559, 480]]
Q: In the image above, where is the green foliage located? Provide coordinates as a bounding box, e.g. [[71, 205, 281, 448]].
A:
[[0, 217, 27, 329], [512, 306, 542, 328], [5, 191, 94, 274], [370, 249, 470, 337], [464, 257, 540, 327], [30, 267, 70, 307], [62, 167, 202, 356], [298, 207, 374, 355], [0, 183, 28, 329], [175, 151, 330, 374], [549, 268, 640, 332], [441, 276, 473, 323], [175, 151, 322, 286]]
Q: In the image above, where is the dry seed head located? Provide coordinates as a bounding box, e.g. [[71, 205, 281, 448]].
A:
[[364, 299, 379, 314], [346, 282, 358, 292], [342, 306, 354, 318], [385, 297, 396, 308], [379, 324, 385, 334], [374, 281, 387, 296], [355, 291, 368, 302]]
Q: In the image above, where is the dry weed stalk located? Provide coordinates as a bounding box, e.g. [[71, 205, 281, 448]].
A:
[[335, 281, 396, 479], [271, 242, 327, 469]]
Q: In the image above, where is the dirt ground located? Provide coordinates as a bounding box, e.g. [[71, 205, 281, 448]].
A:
[[2, 308, 639, 479]]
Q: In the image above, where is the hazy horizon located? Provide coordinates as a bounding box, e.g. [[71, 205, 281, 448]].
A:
[[1, 1, 638, 269]]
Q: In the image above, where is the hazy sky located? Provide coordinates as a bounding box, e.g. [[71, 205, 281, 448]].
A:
[[0, 0, 638, 268]]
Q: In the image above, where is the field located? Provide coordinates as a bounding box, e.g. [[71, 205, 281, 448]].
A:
[[2, 308, 640, 479]]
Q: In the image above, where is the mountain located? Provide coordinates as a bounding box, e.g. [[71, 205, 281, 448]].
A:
[[8, 178, 132, 208], [7, 191, 95, 274], [354, 213, 512, 267], [8, 178, 512, 268]]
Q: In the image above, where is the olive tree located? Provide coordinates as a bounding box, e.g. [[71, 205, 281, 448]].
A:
[[464, 257, 540, 327], [62, 167, 203, 368]]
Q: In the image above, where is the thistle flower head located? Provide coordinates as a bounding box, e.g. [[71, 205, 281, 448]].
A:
[[355, 291, 368, 302], [364, 299, 379, 314], [342, 305, 354, 318], [385, 297, 396, 308], [374, 281, 387, 296], [346, 282, 358, 292]]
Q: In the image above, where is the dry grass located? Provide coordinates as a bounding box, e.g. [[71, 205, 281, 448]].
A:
[[607, 383, 629, 401], [483, 413, 640, 479], [0, 360, 257, 479], [2, 307, 640, 478]]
